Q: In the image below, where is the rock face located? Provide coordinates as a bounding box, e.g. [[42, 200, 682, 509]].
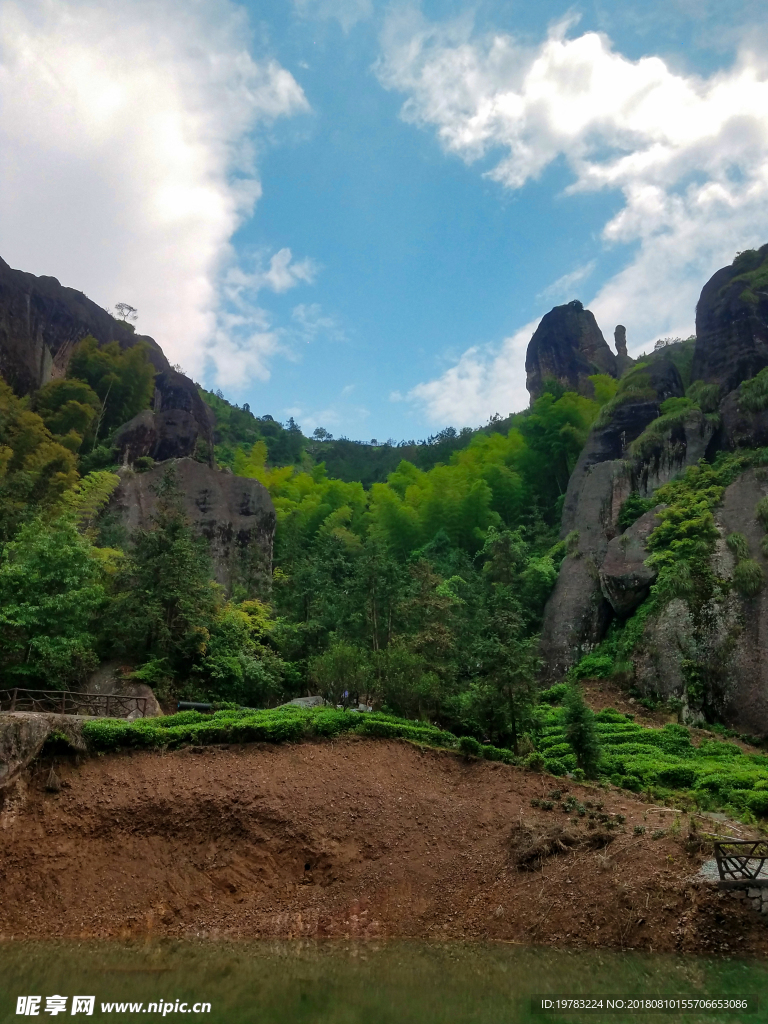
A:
[[0, 255, 214, 463], [599, 507, 661, 616], [710, 469, 768, 733], [720, 384, 768, 451], [614, 325, 635, 376], [525, 300, 617, 402], [85, 661, 162, 718], [541, 356, 708, 678], [0, 713, 87, 791], [113, 458, 275, 597], [692, 244, 768, 394], [112, 369, 216, 465]]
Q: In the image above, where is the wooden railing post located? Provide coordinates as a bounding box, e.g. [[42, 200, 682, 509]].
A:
[[10, 687, 18, 712], [105, 694, 111, 718]]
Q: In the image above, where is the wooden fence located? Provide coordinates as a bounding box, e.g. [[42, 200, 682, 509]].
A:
[[0, 688, 148, 719], [714, 840, 768, 889]]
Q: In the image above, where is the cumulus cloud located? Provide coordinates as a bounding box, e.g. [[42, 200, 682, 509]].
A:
[[0, 0, 309, 384], [403, 320, 538, 427], [378, 9, 768, 422]]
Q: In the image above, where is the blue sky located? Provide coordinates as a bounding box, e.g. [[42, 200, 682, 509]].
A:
[[2, 0, 768, 442]]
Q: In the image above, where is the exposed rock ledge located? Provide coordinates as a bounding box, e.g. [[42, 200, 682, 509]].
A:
[[0, 713, 87, 791]]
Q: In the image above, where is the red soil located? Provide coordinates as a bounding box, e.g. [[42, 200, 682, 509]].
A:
[[0, 736, 765, 955]]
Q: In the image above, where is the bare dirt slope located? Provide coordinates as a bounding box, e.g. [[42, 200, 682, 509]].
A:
[[0, 736, 765, 955]]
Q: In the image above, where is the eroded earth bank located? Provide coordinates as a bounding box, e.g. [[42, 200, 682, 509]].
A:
[[1, 737, 766, 956]]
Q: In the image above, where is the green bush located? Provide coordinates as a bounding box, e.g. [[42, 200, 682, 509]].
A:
[[544, 757, 569, 776], [617, 493, 656, 531], [739, 368, 768, 414], [539, 682, 569, 705], [686, 380, 721, 413], [525, 751, 546, 772], [459, 735, 482, 757], [571, 653, 614, 679], [734, 559, 765, 597], [726, 532, 750, 561], [747, 791, 768, 817], [757, 497, 768, 530]]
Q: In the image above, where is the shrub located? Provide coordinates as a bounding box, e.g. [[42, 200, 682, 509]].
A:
[[134, 456, 155, 472], [726, 532, 750, 561], [734, 559, 765, 597], [524, 751, 546, 772], [656, 764, 698, 788], [686, 380, 721, 413], [617, 493, 656, 530], [459, 735, 482, 758], [755, 498, 768, 532], [571, 653, 614, 680], [539, 682, 569, 705], [747, 791, 768, 817], [544, 758, 568, 776], [739, 368, 768, 414]]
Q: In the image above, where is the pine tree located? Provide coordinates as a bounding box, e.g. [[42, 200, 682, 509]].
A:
[[564, 682, 601, 776]]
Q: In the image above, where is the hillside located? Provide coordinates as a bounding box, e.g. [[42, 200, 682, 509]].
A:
[[2, 734, 763, 955], [200, 383, 516, 487]]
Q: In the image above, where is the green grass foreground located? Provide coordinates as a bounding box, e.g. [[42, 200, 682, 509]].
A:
[[78, 702, 768, 823]]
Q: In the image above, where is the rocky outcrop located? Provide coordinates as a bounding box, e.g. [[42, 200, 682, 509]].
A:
[[614, 325, 635, 376], [0, 255, 214, 464], [691, 244, 768, 394], [0, 713, 87, 791], [599, 507, 661, 616], [85, 661, 162, 718], [615, 468, 768, 734], [112, 458, 275, 597], [720, 385, 768, 451], [710, 469, 768, 733], [525, 300, 617, 402], [112, 370, 216, 465], [541, 356, 701, 677], [632, 409, 717, 496]]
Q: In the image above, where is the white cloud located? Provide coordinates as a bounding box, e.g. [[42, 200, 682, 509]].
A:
[[293, 0, 373, 33], [378, 9, 768, 421], [536, 260, 596, 304], [291, 302, 345, 342], [0, 0, 309, 384], [403, 320, 538, 427]]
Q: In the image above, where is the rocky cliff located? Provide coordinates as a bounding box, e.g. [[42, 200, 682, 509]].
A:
[[525, 300, 617, 402], [0, 255, 275, 596], [692, 244, 768, 394], [0, 256, 214, 464], [539, 244, 768, 736], [112, 458, 275, 597]]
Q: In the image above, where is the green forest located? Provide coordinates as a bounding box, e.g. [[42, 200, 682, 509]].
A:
[[0, 334, 617, 745]]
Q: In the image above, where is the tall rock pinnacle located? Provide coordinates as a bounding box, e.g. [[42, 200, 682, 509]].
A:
[[525, 300, 617, 403]]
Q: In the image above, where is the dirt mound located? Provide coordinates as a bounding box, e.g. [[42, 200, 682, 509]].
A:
[[0, 736, 765, 955]]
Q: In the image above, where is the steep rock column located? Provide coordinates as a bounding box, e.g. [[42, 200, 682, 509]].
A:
[[525, 300, 617, 403]]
